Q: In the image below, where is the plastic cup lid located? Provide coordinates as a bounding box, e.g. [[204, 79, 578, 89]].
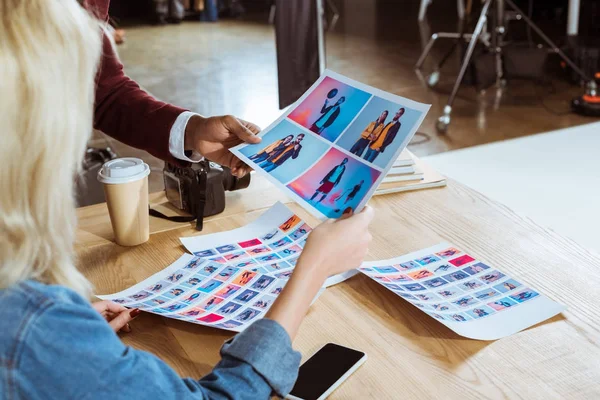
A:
[[97, 157, 150, 184]]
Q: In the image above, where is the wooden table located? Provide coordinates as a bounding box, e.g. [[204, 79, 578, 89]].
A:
[[76, 175, 600, 399]]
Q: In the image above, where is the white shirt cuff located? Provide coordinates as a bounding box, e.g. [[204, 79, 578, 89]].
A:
[[169, 111, 203, 162]]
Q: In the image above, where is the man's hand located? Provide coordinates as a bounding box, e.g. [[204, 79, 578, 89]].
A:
[[185, 115, 261, 177]]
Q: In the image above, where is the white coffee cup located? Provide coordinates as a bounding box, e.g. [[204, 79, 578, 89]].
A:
[[97, 158, 150, 246]]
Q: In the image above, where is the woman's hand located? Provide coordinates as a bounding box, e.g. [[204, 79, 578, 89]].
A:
[[298, 206, 374, 280], [92, 300, 140, 333], [265, 207, 375, 340], [185, 115, 261, 177]]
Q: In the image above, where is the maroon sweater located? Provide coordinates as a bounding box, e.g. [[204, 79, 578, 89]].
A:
[[87, 0, 186, 164]]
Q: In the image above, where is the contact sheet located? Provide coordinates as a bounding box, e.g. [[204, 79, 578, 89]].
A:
[[98, 203, 564, 339]]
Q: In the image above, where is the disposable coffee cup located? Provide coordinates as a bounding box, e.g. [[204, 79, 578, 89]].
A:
[[97, 158, 150, 246]]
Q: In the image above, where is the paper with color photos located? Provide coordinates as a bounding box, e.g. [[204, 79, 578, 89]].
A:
[[358, 243, 566, 340], [231, 70, 430, 220], [179, 202, 358, 287]]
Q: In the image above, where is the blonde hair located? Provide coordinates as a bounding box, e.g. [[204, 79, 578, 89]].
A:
[[0, 0, 102, 297]]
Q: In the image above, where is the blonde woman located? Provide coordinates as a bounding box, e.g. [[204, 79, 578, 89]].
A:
[[0, 1, 374, 399]]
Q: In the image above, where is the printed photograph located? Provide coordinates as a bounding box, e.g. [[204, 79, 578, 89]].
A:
[[397, 261, 421, 271], [260, 228, 281, 242], [435, 247, 461, 258], [487, 297, 518, 311], [433, 264, 452, 274], [270, 280, 287, 295], [224, 251, 248, 262], [457, 280, 484, 291], [387, 274, 412, 282], [238, 238, 262, 248], [214, 284, 242, 299], [183, 258, 204, 271], [197, 313, 224, 323], [209, 256, 227, 264], [450, 313, 471, 322], [422, 277, 449, 289], [129, 290, 153, 301], [287, 148, 381, 218], [479, 270, 506, 285], [280, 215, 302, 232], [144, 296, 169, 307], [239, 120, 330, 184], [269, 237, 293, 249], [194, 249, 217, 258], [253, 295, 276, 310], [398, 293, 418, 300], [231, 270, 257, 286], [493, 279, 522, 293], [234, 260, 257, 268], [179, 307, 205, 318], [251, 275, 276, 290], [162, 303, 187, 313], [217, 301, 243, 315], [235, 289, 260, 303], [401, 283, 427, 292], [290, 223, 311, 240], [509, 288, 539, 303], [215, 267, 239, 282], [452, 296, 479, 308], [163, 286, 187, 299], [147, 281, 172, 293], [216, 244, 240, 254], [413, 293, 436, 301], [407, 269, 434, 280], [246, 245, 270, 256], [427, 312, 446, 321], [275, 270, 293, 279], [182, 292, 204, 304], [443, 270, 470, 282], [256, 253, 281, 263], [466, 306, 496, 319], [200, 264, 219, 276], [448, 255, 475, 267], [335, 96, 424, 168], [432, 303, 454, 312], [165, 271, 186, 283], [415, 255, 441, 266], [235, 308, 262, 323], [463, 262, 490, 275], [263, 261, 291, 273], [437, 287, 462, 298], [199, 296, 224, 311], [287, 76, 371, 142], [278, 245, 302, 258], [474, 288, 499, 301], [384, 283, 404, 291], [197, 279, 223, 293], [373, 266, 399, 274]]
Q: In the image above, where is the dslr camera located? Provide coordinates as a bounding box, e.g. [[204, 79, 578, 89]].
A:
[[161, 160, 250, 230]]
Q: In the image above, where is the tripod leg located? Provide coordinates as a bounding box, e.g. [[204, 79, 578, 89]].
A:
[[436, 0, 493, 133]]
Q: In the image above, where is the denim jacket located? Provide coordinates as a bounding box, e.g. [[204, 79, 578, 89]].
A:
[[0, 280, 301, 399]]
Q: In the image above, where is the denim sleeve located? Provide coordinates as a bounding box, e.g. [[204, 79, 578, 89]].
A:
[[198, 319, 302, 397], [17, 297, 300, 400]]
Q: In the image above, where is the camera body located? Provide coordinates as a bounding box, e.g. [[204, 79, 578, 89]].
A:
[[163, 161, 250, 229]]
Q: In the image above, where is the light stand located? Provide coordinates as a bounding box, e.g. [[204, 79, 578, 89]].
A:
[[417, 0, 599, 133]]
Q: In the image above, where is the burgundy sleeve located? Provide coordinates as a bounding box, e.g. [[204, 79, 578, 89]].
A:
[[94, 33, 188, 164]]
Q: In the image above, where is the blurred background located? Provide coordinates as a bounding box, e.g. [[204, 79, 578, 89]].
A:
[[88, 0, 599, 193]]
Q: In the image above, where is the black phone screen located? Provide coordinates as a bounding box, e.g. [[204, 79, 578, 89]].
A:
[[289, 343, 365, 400]]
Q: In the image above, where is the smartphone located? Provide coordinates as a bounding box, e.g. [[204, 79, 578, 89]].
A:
[[287, 343, 367, 400]]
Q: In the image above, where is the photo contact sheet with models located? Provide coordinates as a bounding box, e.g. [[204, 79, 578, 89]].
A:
[[231, 70, 430, 220], [98, 203, 565, 340]]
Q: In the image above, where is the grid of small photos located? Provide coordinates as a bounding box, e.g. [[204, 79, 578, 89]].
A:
[[97, 215, 312, 332], [359, 245, 540, 323]]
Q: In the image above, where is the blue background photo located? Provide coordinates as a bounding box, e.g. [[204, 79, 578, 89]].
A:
[[239, 119, 329, 184], [335, 96, 424, 169]]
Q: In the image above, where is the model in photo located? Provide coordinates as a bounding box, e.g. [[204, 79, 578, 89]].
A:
[[364, 108, 405, 163], [310, 158, 348, 203], [350, 110, 388, 157]]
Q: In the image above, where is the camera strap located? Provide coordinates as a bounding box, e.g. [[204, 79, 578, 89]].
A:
[[194, 165, 207, 231]]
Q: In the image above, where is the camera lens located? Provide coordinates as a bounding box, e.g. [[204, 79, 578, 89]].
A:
[[222, 167, 251, 191]]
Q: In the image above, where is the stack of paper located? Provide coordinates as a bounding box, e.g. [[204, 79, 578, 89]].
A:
[[375, 151, 446, 195]]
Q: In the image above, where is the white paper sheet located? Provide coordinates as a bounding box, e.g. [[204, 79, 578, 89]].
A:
[[358, 243, 566, 340], [230, 70, 430, 220]]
